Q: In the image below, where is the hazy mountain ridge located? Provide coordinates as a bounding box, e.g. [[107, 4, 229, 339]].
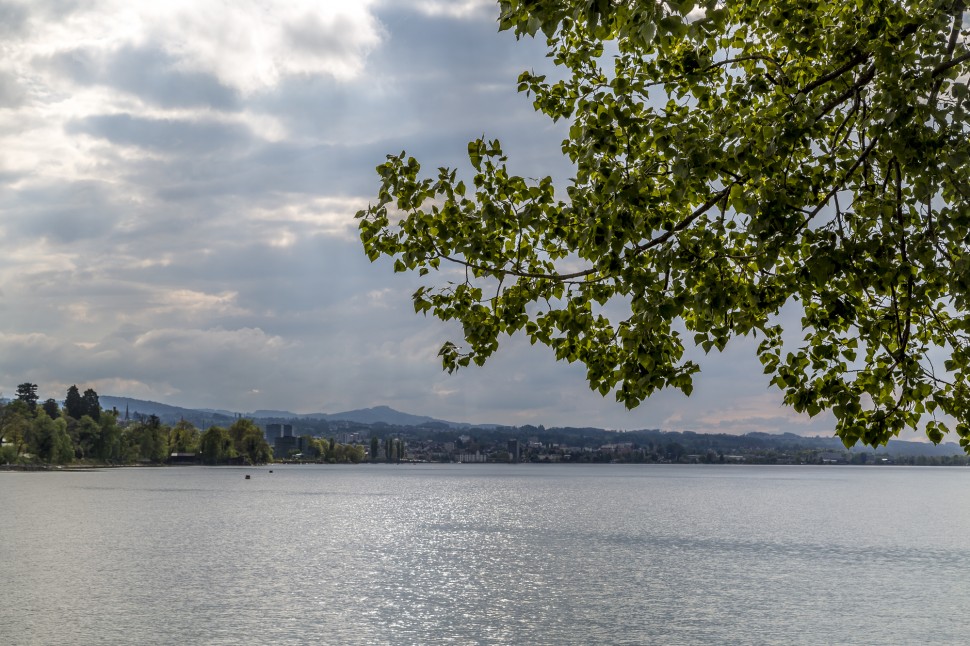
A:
[[94, 395, 966, 458], [100, 396, 233, 421], [252, 404, 475, 427], [100, 397, 472, 428]]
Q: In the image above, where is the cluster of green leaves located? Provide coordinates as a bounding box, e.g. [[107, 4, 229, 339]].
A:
[[286, 435, 367, 463], [0, 397, 273, 466], [64, 384, 102, 421], [358, 0, 970, 451], [1, 398, 116, 464], [199, 419, 274, 465]]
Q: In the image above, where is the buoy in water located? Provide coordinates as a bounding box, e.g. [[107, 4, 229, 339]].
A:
[[245, 474, 251, 479]]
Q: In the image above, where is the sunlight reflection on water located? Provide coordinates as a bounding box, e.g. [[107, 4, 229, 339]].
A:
[[2, 464, 969, 645]]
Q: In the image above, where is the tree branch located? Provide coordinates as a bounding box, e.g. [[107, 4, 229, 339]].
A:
[[817, 65, 876, 118], [796, 135, 881, 233], [634, 184, 736, 253], [433, 246, 598, 282], [801, 52, 869, 95], [931, 51, 970, 78]]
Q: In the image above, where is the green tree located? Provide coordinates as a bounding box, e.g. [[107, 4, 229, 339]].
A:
[[41, 398, 60, 420], [64, 385, 84, 420], [30, 415, 73, 464], [122, 415, 169, 463], [370, 435, 379, 460], [15, 383, 38, 412], [0, 399, 32, 461], [95, 410, 122, 463], [0, 444, 17, 465], [76, 415, 101, 461], [328, 442, 366, 464], [348, 444, 366, 463], [304, 436, 325, 460], [359, 0, 970, 452], [82, 388, 101, 422], [199, 426, 234, 465], [168, 420, 200, 454], [228, 419, 272, 465]]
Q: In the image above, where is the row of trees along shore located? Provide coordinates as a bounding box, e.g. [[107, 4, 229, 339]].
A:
[[0, 383, 279, 466]]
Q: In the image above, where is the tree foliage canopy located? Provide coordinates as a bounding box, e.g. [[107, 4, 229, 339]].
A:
[[64, 385, 84, 420], [358, 0, 970, 451], [15, 383, 38, 411]]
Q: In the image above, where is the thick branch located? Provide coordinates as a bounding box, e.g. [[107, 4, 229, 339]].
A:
[[430, 182, 736, 283], [817, 65, 876, 118], [432, 244, 598, 282], [797, 135, 881, 232], [801, 52, 870, 95], [929, 13, 965, 107], [932, 51, 970, 78], [634, 184, 735, 253]]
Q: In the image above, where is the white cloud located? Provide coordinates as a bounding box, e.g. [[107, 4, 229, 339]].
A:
[[0, 0, 877, 439], [22, 0, 385, 92], [248, 196, 367, 239], [149, 289, 249, 319], [394, 0, 496, 20]]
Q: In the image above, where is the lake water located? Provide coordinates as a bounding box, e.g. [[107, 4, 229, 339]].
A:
[[2, 464, 969, 645]]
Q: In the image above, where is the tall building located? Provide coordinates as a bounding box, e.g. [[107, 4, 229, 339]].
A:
[[265, 423, 294, 442], [265, 423, 283, 442], [507, 439, 520, 463]]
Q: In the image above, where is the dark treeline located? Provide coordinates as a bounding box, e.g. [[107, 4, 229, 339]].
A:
[[0, 383, 272, 466], [6, 383, 965, 467], [315, 421, 968, 466]]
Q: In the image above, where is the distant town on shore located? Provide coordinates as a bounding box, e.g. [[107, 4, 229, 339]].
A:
[[2, 385, 968, 468]]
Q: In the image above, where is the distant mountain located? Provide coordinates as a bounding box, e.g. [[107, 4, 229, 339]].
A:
[[884, 439, 964, 457], [327, 405, 448, 426], [197, 407, 239, 417], [100, 396, 192, 418], [99, 396, 236, 426], [91, 396, 967, 457], [251, 409, 300, 419], [253, 405, 470, 428], [99, 397, 471, 428]]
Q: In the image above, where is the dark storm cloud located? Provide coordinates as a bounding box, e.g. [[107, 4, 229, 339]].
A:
[[43, 44, 240, 110], [66, 113, 253, 154]]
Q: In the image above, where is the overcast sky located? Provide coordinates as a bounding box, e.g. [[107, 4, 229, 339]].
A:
[[0, 0, 853, 435]]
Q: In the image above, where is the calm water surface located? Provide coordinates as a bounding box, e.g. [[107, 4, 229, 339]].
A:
[[2, 464, 969, 645]]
